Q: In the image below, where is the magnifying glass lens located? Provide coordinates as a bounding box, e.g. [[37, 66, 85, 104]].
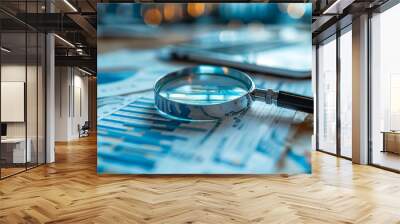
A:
[[155, 66, 313, 121], [158, 73, 248, 106]]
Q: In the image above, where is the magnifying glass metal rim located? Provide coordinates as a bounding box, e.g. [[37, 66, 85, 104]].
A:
[[154, 65, 313, 121], [154, 65, 256, 121], [154, 65, 255, 105]]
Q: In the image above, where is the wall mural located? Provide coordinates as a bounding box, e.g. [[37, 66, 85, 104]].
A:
[[97, 3, 313, 174]]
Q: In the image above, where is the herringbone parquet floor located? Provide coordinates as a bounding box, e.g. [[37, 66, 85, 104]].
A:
[[1, 135, 400, 224]]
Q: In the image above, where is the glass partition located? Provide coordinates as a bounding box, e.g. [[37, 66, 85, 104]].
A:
[[0, 1, 46, 179], [38, 32, 45, 165], [317, 36, 337, 154], [27, 30, 38, 169], [339, 28, 352, 158], [28, 0, 39, 168], [1, 30, 28, 177]]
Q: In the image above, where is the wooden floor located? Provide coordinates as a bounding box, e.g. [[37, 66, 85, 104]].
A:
[[1, 167, 26, 178], [1, 135, 400, 224], [372, 150, 400, 171]]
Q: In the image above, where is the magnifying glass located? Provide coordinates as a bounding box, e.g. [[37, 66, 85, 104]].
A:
[[154, 65, 313, 121]]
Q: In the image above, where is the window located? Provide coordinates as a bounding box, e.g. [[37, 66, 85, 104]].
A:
[[339, 28, 352, 158], [370, 3, 400, 171], [317, 36, 337, 154]]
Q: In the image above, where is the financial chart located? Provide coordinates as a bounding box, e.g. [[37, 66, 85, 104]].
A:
[[97, 50, 312, 174]]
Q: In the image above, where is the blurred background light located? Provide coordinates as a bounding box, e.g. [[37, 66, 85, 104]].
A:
[[187, 3, 205, 18], [98, 3, 312, 29], [163, 4, 176, 22], [287, 4, 306, 19], [144, 8, 162, 26]]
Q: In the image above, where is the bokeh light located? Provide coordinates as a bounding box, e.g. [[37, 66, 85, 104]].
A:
[[144, 8, 162, 26], [287, 4, 305, 19], [163, 4, 176, 22], [187, 3, 205, 17]]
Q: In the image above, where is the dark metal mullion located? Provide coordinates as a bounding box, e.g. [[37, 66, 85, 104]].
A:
[[315, 44, 320, 151], [315, 17, 350, 159], [60, 68, 62, 117], [36, 0, 39, 168], [370, 164, 400, 174], [68, 69, 71, 118], [373, 0, 400, 13], [44, 4, 47, 164], [317, 149, 352, 161], [24, 0, 28, 171], [0, 19, 2, 179], [367, 11, 373, 166], [73, 68, 75, 118], [0, 169, 28, 179], [336, 26, 341, 157]]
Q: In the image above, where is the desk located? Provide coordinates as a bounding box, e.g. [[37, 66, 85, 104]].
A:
[[382, 131, 400, 154], [1, 138, 31, 163]]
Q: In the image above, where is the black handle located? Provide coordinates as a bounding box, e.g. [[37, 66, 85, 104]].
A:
[[277, 91, 313, 114]]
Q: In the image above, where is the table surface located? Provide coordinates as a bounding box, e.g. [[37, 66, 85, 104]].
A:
[[1, 138, 30, 143]]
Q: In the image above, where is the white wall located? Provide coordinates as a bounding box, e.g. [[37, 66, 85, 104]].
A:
[[1, 65, 26, 81], [1, 82, 25, 122], [54, 67, 89, 141], [1, 65, 26, 139], [1, 65, 38, 138], [1, 64, 46, 164], [71, 73, 89, 138], [55, 67, 69, 141]]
